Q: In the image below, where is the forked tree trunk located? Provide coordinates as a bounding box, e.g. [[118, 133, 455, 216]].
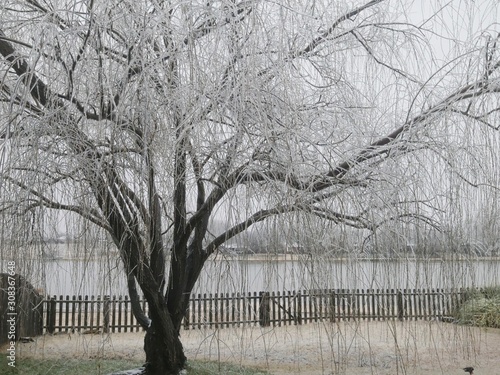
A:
[[141, 287, 187, 375]]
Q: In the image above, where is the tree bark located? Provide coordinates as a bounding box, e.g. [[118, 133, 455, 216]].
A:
[[142, 286, 187, 375], [144, 321, 186, 375]]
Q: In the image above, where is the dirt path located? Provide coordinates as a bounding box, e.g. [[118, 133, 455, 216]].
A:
[[13, 321, 500, 374]]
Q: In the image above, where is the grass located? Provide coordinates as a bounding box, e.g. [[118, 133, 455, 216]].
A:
[[0, 357, 144, 375], [455, 286, 500, 328], [186, 360, 268, 374], [0, 357, 268, 375]]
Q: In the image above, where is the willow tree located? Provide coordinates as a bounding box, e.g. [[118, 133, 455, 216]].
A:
[[1, 0, 500, 373]]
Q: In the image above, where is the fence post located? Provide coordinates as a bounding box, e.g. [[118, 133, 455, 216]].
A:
[[259, 292, 270, 327], [103, 296, 110, 333], [397, 290, 404, 321], [296, 291, 302, 325], [47, 297, 56, 334], [329, 290, 336, 322]]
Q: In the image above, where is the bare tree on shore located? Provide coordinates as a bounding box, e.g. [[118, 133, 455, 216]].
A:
[[1, 1, 500, 373]]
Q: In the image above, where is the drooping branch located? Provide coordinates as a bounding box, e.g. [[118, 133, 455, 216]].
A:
[[351, 29, 419, 83], [309, 206, 374, 230], [3, 176, 112, 231], [291, 0, 384, 59], [450, 106, 500, 131], [374, 212, 442, 232], [0, 31, 158, 324], [112, 169, 151, 226], [232, 78, 500, 193], [331, 78, 500, 176], [256, 0, 384, 78], [185, 1, 254, 45], [204, 204, 301, 257], [0, 30, 50, 106], [182, 203, 301, 295]]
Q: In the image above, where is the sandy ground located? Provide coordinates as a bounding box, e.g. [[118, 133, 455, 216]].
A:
[[11, 320, 500, 374]]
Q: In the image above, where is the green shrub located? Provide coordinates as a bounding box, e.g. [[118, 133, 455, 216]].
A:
[[479, 286, 500, 300], [455, 287, 500, 328]]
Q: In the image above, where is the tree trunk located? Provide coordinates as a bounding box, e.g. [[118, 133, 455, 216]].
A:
[[144, 320, 186, 375], [140, 285, 187, 375]]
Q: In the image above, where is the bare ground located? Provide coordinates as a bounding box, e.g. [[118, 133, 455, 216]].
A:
[[12, 321, 500, 374]]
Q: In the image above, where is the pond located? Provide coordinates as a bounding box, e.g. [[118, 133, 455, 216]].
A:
[[6, 254, 500, 296]]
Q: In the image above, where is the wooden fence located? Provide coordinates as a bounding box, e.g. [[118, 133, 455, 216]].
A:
[[42, 288, 467, 334]]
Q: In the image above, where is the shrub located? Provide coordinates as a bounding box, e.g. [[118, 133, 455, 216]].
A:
[[455, 287, 500, 328]]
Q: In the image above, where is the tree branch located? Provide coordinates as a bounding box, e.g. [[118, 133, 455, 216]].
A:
[[3, 176, 112, 231], [291, 0, 384, 59], [204, 204, 301, 257]]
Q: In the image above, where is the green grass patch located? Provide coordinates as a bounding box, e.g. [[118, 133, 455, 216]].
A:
[[455, 287, 500, 328], [0, 357, 268, 375], [186, 360, 268, 374], [0, 357, 144, 375]]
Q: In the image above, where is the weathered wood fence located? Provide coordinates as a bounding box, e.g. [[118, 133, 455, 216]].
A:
[[43, 288, 467, 334]]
